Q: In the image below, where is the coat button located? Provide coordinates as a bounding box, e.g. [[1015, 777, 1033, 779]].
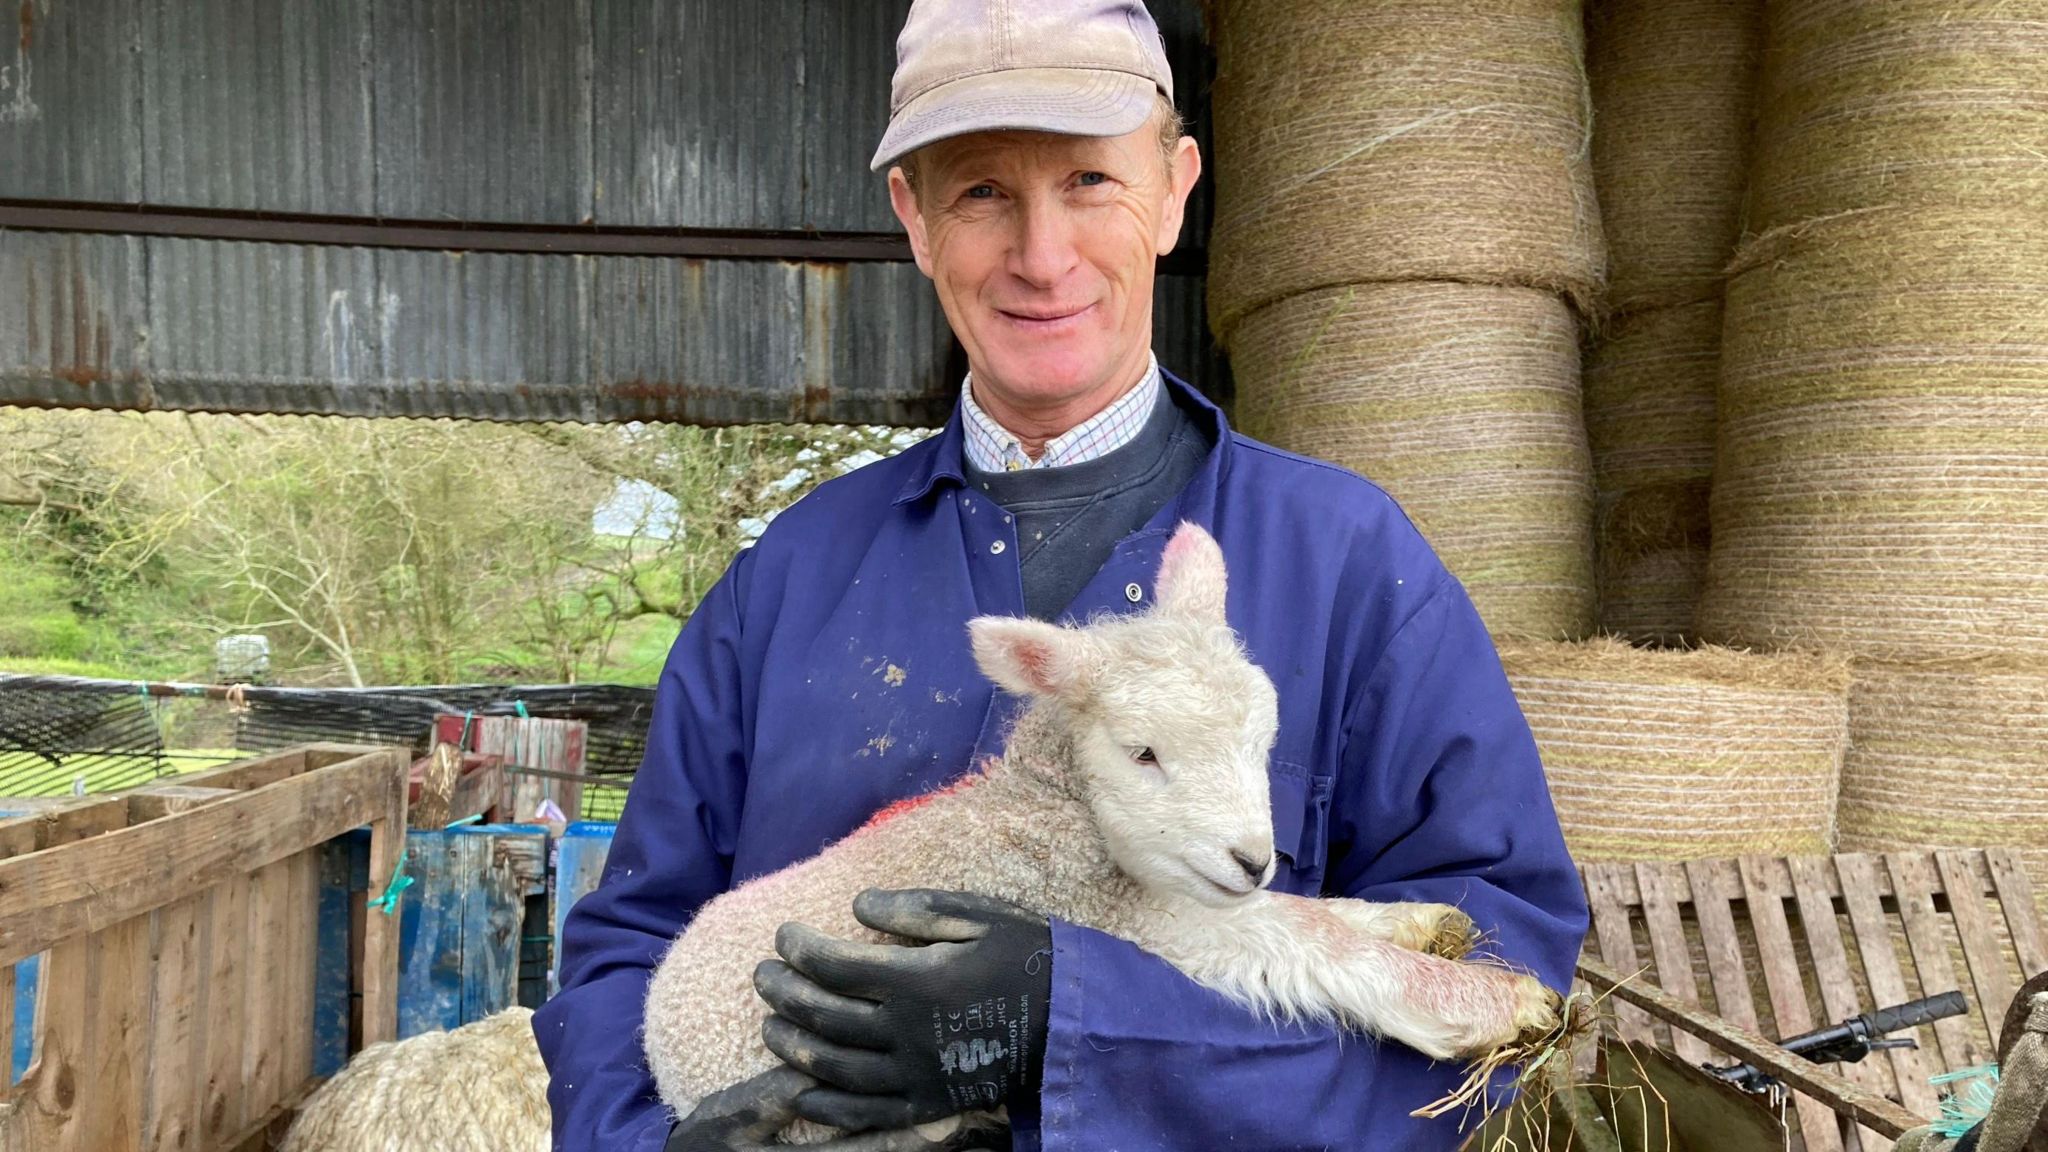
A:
[[990, 540, 1007, 555], [1125, 582, 1143, 603]]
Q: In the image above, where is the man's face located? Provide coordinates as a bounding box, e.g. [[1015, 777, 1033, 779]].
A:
[[889, 115, 1202, 417]]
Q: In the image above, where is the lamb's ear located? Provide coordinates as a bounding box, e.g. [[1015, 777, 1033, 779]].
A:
[[969, 616, 1094, 701], [1153, 522, 1228, 622]]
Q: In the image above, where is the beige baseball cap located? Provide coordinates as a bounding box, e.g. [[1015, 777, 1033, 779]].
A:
[[870, 0, 1176, 172]]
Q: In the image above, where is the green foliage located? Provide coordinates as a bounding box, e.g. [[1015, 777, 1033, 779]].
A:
[[0, 408, 926, 687]]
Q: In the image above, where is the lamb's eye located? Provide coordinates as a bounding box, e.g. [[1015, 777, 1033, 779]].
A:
[[1129, 746, 1157, 765]]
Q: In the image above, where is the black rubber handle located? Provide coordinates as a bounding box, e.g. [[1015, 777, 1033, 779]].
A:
[[1863, 990, 1968, 1036]]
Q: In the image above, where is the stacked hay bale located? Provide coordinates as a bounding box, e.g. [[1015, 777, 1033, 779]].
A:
[[1208, 0, 1603, 640], [1581, 0, 1762, 644], [1694, 0, 2048, 868], [1498, 639, 1849, 862]]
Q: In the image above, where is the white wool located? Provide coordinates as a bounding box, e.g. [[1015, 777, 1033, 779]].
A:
[[279, 1007, 549, 1152]]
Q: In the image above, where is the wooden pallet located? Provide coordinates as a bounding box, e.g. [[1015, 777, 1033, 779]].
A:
[[0, 745, 408, 1152], [1580, 849, 2048, 1152]]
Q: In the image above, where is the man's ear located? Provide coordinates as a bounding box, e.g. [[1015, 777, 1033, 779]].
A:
[[969, 617, 1096, 701], [888, 166, 936, 278], [1154, 136, 1202, 256]]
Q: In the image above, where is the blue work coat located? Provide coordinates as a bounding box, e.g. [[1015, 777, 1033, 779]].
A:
[[536, 373, 1589, 1151]]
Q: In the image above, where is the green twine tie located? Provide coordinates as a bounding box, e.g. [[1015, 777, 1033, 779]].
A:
[[367, 847, 415, 916], [1931, 1064, 2000, 1137]]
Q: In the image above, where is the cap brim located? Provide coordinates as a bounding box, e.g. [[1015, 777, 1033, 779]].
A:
[[870, 67, 1158, 172]]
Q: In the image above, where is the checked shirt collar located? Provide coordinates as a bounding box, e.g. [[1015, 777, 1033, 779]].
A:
[[960, 356, 1161, 473]]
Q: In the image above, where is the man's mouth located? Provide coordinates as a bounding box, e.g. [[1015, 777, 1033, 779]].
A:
[[996, 303, 1095, 330]]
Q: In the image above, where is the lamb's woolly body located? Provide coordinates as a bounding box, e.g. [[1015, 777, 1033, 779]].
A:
[[644, 706, 1154, 1121], [279, 1007, 549, 1152]]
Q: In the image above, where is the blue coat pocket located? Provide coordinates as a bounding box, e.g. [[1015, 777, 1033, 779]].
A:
[[1267, 759, 1333, 891]]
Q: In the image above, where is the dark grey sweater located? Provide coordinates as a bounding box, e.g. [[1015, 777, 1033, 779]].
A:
[[964, 386, 1211, 621]]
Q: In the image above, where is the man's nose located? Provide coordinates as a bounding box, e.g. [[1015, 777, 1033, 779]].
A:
[[1010, 196, 1080, 287]]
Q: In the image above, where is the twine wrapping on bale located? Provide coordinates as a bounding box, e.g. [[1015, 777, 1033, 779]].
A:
[[1746, 0, 2048, 234], [1596, 481, 1711, 647], [1231, 282, 1595, 639], [1836, 659, 2048, 857], [1582, 300, 1721, 642], [1498, 638, 1850, 862], [1585, 0, 1764, 314], [1698, 207, 2048, 659], [1204, 0, 1605, 343]]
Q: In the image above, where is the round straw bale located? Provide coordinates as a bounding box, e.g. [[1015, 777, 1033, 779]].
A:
[[1498, 639, 1850, 862], [1230, 281, 1595, 639], [1836, 658, 2048, 857], [280, 1007, 548, 1152], [1596, 481, 1710, 646], [1582, 300, 1720, 644], [1581, 299, 1719, 494], [1698, 207, 2048, 660], [1205, 0, 1605, 343], [1586, 0, 1763, 312], [1747, 0, 2048, 233]]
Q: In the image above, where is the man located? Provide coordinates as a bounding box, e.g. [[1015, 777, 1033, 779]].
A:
[[536, 0, 1588, 1148]]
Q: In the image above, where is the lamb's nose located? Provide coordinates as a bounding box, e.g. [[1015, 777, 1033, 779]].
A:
[[1232, 849, 1272, 884]]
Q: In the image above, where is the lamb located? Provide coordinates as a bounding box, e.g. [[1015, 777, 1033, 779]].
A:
[[645, 522, 1564, 1142]]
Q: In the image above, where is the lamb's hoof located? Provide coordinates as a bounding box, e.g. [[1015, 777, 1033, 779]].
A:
[[1511, 977, 1566, 1046], [1391, 903, 1480, 960]]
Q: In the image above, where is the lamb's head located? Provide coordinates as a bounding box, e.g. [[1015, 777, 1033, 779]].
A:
[[969, 522, 1281, 908]]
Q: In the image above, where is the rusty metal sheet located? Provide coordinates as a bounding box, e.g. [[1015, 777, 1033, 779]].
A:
[[140, 0, 373, 214], [588, 256, 801, 424], [378, 247, 593, 419], [802, 261, 957, 427], [144, 236, 383, 412], [372, 0, 593, 224], [0, 229, 148, 408], [593, 0, 806, 229], [801, 0, 912, 233], [0, 0, 143, 202]]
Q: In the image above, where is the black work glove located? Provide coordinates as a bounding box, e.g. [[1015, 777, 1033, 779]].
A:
[[664, 1065, 1000, 1152], [753, 888, 1053, 1134]]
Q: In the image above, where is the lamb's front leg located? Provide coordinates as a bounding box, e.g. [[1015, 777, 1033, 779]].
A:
[[1137, 893, 1561, 1063], [1320, 898, 1481, 960]]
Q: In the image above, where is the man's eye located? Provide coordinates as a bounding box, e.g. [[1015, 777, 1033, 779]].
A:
[[1077, 172, 1109, 187], [965, 184, 996, 199]]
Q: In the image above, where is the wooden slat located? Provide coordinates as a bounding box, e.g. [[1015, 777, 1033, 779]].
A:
[[1635, 862, 1712, 1065], [1687, 858, 1763, 1032], [359, 766, 409, 1049], [1886, 853, 1983, 1069], [1584, 864, 1655, 1045], [1986, 848, 2048, 977], [85, 914, 152, 1152], [243, 859, 291, 1119], [1579, 956, 1922, 1139], [1580, 855, 2007, 906], [200, 879, 251, 1147], [125, 786, 240, 824], [0, 960, 11, 1090], [1787, 856, 1895, 1152], [142, 893, 205, 1152], [286, 847, 318, 1089], [8, 932, 91, 1151], [163, 747, 312, 792], [0, 747, 410, 968], [1738, 856, 1844, 1152], [1934, 850, 2015, 1051], [1834, 854, 1942, 1121]]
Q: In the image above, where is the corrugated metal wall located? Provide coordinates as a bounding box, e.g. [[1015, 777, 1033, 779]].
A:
[[0, 0, 1222, 425]]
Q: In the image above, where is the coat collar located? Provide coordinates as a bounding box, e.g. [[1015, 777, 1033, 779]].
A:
[[893, 369, 1233, 511]]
